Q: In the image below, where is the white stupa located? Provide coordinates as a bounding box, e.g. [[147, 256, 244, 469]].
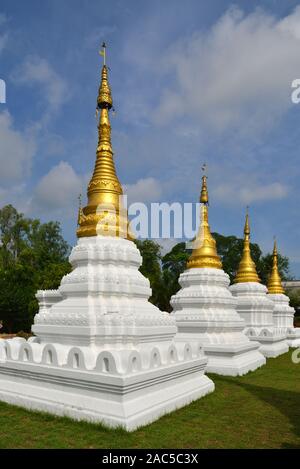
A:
[[0, 49, 214, 431], [171, 175, 265, 376], [267, 240, 300, 348], [230, 215, 288, 358]]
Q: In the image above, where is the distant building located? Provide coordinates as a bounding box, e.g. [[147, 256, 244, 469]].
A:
[[282, 280, 300, 293], [282, 281, 300, 313]]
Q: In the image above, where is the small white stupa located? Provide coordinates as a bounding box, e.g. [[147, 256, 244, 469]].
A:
[[171, 175, 265, 376], [267, 240, 300, 348], [230, 214, 288, 358], [0, 47, 214, 431]]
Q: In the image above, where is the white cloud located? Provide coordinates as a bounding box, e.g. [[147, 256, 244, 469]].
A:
[[0, 183, 27, 211], [155, 6, 300, 133], [124, 177, 163, 204], [239, 183, 288, 203], [0, 111, 36, 186], [214, 181, 288, 205], [0, 54, 68, 212], [12, 55, 68, 116], [31, 161, 85, 216]]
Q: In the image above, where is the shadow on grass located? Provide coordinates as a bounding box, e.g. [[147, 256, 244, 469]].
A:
[[219, 377, 300, 448]]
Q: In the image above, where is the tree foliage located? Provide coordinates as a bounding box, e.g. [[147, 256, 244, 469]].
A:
[[135, 239, 163, 309], [0, 205, 294, 333], [212, 232, 291, 284], [135, 234, 292, 313], [286, 289, 300, 313], [0, 205, 71, 333]]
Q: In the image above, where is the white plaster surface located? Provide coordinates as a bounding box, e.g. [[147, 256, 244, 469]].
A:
[[268, 293, 300, 348], [230, 283, 288, 358], [0, 237, 214, 430], [171, 268, 266, 375]]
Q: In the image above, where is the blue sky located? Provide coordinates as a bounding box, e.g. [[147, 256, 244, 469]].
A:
[[1, 0, 300, 275]]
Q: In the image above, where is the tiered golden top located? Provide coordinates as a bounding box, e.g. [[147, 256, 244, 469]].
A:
[[234, 211, 260, 283], [187, 175, 222, 269], [267, 240, 285, 294], [77, 49, 130, 239], [97, 65, 113, 110]]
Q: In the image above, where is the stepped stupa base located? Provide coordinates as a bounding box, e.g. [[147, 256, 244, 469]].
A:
[[286, 328, 300, 348], [0, 338, 214, 431], [0, 62, 216, 431], [171, 268, 266, 377], [0, 235, 215, 431], [174, 335, 265, 376], [230, 283, 288, 359], [203, 342, 266, 375], [248, 335, 289, 358], [268, 293, 300, 349]]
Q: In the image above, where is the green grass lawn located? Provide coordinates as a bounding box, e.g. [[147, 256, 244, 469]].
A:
[[0, 351, 299, 449]]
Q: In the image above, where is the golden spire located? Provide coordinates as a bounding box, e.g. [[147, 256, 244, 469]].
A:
[[234, 209, 260, 283], [77, 44, 130, 239], [267, 239, 285, 294], [187, 174, 222, 269]]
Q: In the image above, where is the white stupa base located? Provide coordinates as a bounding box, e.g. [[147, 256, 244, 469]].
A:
[[250, 336, 289, 358], [246, 331, 288, 358], [171, 269, 265, 376], [174, 335, 266, 376], [0, 237, 215, 430], [268, 293, 300, 349], [0, 342, 213, 431], [230, 282, 288, 358], [204, 342, 266, 375], [286, 328, 300, 348]]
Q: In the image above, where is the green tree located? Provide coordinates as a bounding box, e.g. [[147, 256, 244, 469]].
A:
[[0, 205, 29, 268], [0, 205, 71, 333], [137, 234, 292, 313], [161, 242, 189, 310], [135, 239, 163, 308], [0, 263, 37, 333], [213, 232, 291, 284], [26, 219, 70, 269], [286, 290, 300, 313], [162, 242, 189, 278]]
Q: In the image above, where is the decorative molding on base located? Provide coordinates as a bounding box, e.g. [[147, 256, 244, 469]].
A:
[[171, 268, 265, 376], [0, 237, 215, 430], [0, 355, 213, 431], [268, 293, 300, 349], [230, 282, 288, 358]]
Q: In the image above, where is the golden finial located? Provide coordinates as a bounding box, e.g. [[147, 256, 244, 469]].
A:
[[187, 169, 222, 269], [234, 209, 260, 283], [77, 46, 131, 239], [99, 41, 106, 65], [200, 164, 209, 204], [96, 43, 112, 111], [267, 238, 285, 294]]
